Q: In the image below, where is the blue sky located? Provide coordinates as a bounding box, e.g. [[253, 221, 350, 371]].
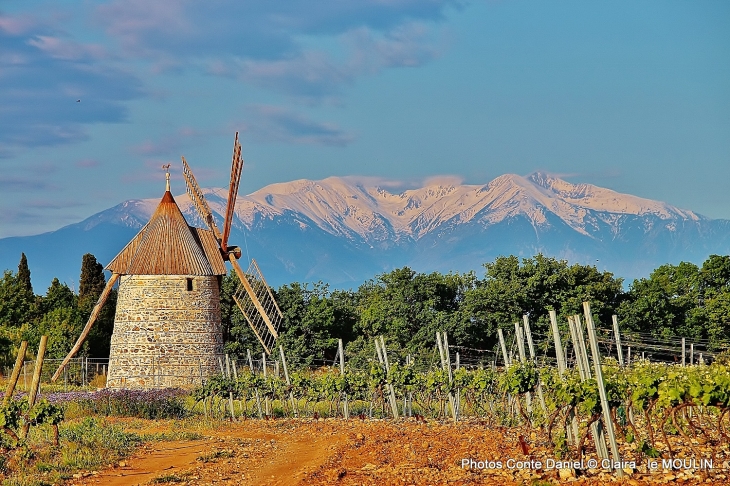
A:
[[1, 0, 728, 238]]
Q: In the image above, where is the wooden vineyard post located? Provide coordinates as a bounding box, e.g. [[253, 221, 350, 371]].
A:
[[565, 316, 581, 447], [682, 337, 686, 366], [375, 337, 399, 419], [225, 354, 236, 420], [583, 302, 624, 478], [262, 352, 270, 416], [436, 332, 457, 422], [231, 359, 242, 417], [279, 345, 297, 418], [612, 315, 624, 366], [690, 343, 694, 365], [513, 322, 532, 414], [549, 311, 576, 445], [627, 346, 631, 366], [514, 322, 527, 363], [3, 341, 28, 407], [568, 316, 609, 461], [405, 355, 412, 417], [497, 328, 510, 367], [338, 339, 349, 419], [198, 361, 207, 419], [572, 316, 592, 379], [523, 315, 546, 414], [455, 352, 461, 418], [443, 333, 458, 421], [247, 349, 263, 419], [20, 336, 47, 439], [549, 312, 566, 376], [522, 315, 536, 358]]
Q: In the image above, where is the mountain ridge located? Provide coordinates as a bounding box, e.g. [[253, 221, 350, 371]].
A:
[[1, 172, 727, 290]]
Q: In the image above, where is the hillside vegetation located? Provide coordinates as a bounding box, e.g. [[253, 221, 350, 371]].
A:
[[1, 252, 729, 368]]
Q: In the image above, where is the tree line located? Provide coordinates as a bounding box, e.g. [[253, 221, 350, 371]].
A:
[[1, 252, 729, 369]]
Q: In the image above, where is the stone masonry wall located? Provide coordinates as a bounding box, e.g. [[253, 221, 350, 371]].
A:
[[106, 275, 224, 389]]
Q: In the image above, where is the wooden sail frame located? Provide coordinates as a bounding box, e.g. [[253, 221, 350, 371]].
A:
[[231, 258, 283, 354], [182, 136, 284, 355]]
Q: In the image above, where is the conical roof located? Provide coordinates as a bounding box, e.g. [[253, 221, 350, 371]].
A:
[[106, 191, 226, 276]]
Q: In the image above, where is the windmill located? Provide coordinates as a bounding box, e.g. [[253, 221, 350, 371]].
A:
[[52, 133, 283, 388]]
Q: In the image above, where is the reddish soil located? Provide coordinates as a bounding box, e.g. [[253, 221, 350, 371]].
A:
[[69, 418, 729, 486]]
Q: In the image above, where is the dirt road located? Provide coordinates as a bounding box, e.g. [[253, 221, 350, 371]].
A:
[[70, 418, 727, 485]]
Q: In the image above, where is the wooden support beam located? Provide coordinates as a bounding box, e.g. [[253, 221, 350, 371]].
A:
[[52, 273, 119, 382], [3, 341, 28, 406]]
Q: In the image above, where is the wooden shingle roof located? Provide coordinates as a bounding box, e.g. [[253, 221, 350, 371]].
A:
[[106, 191, 227, 276]]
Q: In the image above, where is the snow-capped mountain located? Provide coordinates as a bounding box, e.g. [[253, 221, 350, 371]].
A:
[[2, 172, 729, 289]]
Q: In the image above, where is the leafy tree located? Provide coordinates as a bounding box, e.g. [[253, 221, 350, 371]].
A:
[[355, 268, 471, 353], [462, 255, 624, 350], [0, 256, 38, 366], [276, 282, 357, 366], [0, 271, 35, 329], [699, 255, 730, 348], [704, 292, 730, 349], [220, 271, 358, 366], [618, 262, 705, 340], [699, 254, 730, 295], [40, 278, 76, 315], [27, 307, 84, 359]]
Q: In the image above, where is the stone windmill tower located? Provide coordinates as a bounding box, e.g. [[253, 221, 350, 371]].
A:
[[52, 133, 283, 388]]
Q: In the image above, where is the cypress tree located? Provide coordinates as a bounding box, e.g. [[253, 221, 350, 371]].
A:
[[78, 253, 106, 304], [17, 252, 32, 295], [77, 253, 116, 358]]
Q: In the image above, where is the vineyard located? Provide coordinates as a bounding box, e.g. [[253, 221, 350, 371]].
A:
[[188, 305, 730, 481], [193, 358, 730, 462], [2, 303, 730, 484]]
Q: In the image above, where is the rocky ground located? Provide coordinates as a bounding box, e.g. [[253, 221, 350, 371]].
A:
[[70, 418, 729, 486]]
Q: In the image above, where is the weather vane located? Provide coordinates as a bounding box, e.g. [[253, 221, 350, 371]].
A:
[[162, 164, 171, 191]]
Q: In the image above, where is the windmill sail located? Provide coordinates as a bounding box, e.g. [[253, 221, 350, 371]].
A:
[[221, 133, 243, 252], [232, 259, 283, 354], [182, 137, 285, 356], [182, 156, 221, 239]]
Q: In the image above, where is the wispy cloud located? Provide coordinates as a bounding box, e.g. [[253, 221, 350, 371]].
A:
[[93, 0, 458, 102], [0, 12, 145, 155], [422, 175, 464, 187], [26, 35, 109, 61], [242, 105, 356, 146]]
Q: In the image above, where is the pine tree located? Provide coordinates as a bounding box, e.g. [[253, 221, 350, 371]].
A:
[[17, 252, 32, 295]]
